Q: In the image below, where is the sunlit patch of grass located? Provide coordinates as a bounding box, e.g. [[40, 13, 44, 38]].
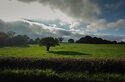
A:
[[0, 43, 125, 58]]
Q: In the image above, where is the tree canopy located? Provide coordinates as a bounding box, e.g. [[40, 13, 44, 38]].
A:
[[76, 36, 121, 44], [39, 37, 59, 51], [68, 39, 74, 43], [0, 32, 29, 46]]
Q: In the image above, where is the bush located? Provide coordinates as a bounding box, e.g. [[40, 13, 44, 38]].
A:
[[0, 57, 125, 82], [0, 69, 125, 82], [39, 37, 59, 51], [0, 57, 125, 73]]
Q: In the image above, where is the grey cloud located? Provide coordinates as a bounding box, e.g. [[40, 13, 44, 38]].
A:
[[97, 35, 125, 42], [38, 20, 70, 30], [10, 0, 125, 35], [30, 23, 56, 37], [85, 19, 125, 33], [1, 18, 125, 42], [0, 19, 37, 38], [23, 19, 125, 41], [26, 20, 72, 36], [18, 0, 36, 3], [6, 21, 33, 34], [0, 19, 5, 32], [16, 0, 110, 33], [17, 0, 101, 22], [23, 19, 72, 36], [107, 19, 125, 28], [55, 29, 72, 36]]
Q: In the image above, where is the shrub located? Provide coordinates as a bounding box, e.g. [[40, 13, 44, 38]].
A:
[[0, 57, 125, 73], [39, 37, 59, 51]]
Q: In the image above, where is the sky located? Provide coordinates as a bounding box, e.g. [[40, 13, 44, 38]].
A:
[[0, 0, 125, 41]]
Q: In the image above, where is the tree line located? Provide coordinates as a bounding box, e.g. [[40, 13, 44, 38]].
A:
[[0, 31, 125, 47], [0, 31, 30, 46], [76, 36, 125, 44]]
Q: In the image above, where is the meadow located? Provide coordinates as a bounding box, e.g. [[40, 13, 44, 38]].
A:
[[0, 43, 125, 58], [0, 43, 125, 82]]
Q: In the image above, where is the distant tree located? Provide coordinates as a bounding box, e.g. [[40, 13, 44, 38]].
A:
[[35, 37, 40, 44], [76, 36, 118, 44], [0, 31, 31, 46], [0, 32, 9, 46], [29, 39, 35, 44], [7, 31, 15, 38], [58, 37, 64, 43], [118, 41, 125, 44], [112, 41, 117, 44], [68, 39, 74, 43], [12, 35, 30, 45], [39, 37, 59, 51]]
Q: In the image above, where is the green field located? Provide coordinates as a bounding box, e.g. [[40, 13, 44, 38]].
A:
[[0, 43, 125, 58], [0, 43, 125, 81]]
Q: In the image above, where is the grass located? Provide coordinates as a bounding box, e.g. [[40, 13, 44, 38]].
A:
[[0, 69, 125, 82], [0, 57, 125, 81], [0, 43, 125, 81], [0, 43, 125, 58], [0, 57, 125, 73]]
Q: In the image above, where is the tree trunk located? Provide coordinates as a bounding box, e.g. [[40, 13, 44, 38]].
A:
[[46, 46, 50, 51]]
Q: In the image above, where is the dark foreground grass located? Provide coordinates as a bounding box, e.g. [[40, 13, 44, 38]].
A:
[[0, 57, 125, 73], [0, 43, 125, 81], [0, 57, 125, 82], [0, 69, 125, 82]]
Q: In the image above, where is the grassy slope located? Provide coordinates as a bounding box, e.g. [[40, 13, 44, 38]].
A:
[[0, 43, 125, 58]]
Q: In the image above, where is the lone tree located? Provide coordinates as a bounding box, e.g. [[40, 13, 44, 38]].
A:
[[39, 37, 59, 51], [68, 39, 74, 43]]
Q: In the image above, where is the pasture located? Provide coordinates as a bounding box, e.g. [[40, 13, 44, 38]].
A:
[[0, 43, 125, 81], [0, 43, 125, 58]]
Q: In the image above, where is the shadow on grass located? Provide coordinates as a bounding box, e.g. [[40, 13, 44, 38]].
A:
[[49, 51, 91, 55]]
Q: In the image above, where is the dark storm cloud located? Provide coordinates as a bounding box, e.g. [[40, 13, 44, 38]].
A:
[[92, 0, 125, 22], [17, 0, 125, 22], [16, 0, 125, 31], [6, 0, 125, 41], [6, 21, 33, 34], [17, 0, 101, 22]]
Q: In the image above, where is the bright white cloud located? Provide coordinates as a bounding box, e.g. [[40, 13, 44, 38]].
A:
[[0, 0, 74, 23], [23, 19, 72, 36], [121, 39, 125, 42], [85, 19, 125, 33], [107, 19, 125, 28], [0, 0, 125, 41], [17, 0, 101, 22], [2, 0, 124, 34], [86, 19, 107, 32]]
